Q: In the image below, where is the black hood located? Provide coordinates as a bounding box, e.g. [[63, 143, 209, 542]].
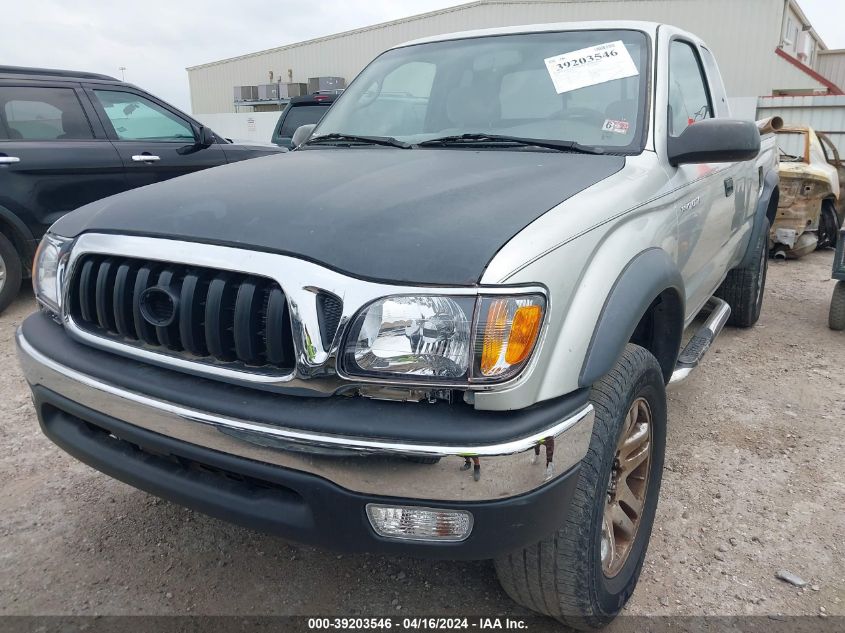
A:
[[54, 147, 624, 285]]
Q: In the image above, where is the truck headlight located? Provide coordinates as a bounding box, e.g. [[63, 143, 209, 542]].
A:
[[346, 295, 474, 380], [343, 293, 545, 383], [33, 233, 73, 313]]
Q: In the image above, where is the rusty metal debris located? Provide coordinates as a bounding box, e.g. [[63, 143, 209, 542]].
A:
[[757, 116, 783, 135]]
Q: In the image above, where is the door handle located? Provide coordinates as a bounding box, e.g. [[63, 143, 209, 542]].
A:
[[131, 154, 161, 162], [724, 177, 734, 197], [0, 156, 21, 164]]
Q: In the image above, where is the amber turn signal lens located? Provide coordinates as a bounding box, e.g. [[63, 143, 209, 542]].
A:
[[505, 305, 543, 365], [480, 299, 509, 375], [476, 295, 545, 379]]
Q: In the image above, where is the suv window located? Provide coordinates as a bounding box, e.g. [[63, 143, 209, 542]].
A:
[[668, 40, 712, 137], [94, 90, 194, 141], [0, 86, 93, 140], [279, 105, 328, 139]]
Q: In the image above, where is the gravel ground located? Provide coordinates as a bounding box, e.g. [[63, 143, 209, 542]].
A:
[[0, 250, 842, 623]]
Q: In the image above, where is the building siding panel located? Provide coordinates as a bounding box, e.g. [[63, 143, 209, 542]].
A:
[[818, 51, 845, 93], [189, 0, 791, 114]]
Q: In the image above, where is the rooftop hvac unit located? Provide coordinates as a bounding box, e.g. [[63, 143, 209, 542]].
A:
[[257, 83, 280, 100], [233, 85, 258, 102], [278, 83, 308, 99], [307, 76, 346, 94]]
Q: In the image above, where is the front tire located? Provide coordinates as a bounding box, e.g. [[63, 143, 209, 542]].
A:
[[716, 218, 769, 328], [0, 233, 23, 315], [494, 344, 666, 629]]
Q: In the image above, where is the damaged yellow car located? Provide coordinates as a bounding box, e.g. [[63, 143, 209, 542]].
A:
[[771, 126, 843, 258]]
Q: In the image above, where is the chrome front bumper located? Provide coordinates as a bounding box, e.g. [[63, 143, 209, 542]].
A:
[[17, 328, 594, 502]]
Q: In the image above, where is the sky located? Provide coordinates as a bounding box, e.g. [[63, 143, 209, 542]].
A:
[[2, 0, 844, 113]]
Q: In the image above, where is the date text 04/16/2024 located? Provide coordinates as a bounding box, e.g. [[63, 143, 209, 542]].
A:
[[306, 617, 528, 630]]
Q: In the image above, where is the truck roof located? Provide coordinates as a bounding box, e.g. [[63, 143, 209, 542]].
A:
[[396, 20, 664, 49]]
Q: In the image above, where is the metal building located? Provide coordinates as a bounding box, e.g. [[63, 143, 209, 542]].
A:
[[187, 0, 843, 115]]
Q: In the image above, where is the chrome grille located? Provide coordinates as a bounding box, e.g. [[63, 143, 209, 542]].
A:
[[316, 292, 343, 351], [69, 255, 296, 371]]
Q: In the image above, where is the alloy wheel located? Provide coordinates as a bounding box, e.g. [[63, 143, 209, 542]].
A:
[[601, 396, 653, 577]]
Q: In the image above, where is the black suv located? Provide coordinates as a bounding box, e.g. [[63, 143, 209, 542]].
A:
[[271, 94, 336, 149], [0, 66, 285, 313]]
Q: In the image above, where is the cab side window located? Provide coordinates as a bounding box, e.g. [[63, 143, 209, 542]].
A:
[[668, 41, 713, 137], [93, 90, 195, 142], [0, 86, 93, 140], [699, 46, 729, 117]]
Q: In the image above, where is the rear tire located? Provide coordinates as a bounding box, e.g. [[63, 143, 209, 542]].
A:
[[715, 218, 769, 328], [494, 344, 666, 630], [830, 281, 845, 331], [817, 200, 840, 250], [0, 233, 22, 315]]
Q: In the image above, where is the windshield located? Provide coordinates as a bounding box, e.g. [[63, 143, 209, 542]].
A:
[[312, 29, 650, 151], [776, 131, 807, 162]]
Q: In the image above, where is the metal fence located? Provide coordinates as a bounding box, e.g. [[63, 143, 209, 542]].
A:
[[757, 95, 845, 155]]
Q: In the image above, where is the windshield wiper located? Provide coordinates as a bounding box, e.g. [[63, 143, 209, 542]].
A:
[[417, 133, 604, 154], [304, 133, 411, 149]]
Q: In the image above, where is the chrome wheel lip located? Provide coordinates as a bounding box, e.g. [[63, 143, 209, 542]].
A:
[[0, 252, 6, 292], [601, 396, 653, 578]]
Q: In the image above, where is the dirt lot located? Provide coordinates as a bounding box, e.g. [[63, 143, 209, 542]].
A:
[[0, 250, 842, 622]]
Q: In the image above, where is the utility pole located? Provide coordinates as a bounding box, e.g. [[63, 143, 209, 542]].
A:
[[119, 66, 126, 81]]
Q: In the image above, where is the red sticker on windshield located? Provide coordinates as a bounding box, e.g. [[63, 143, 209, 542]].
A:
[[602, 119, 630, 135]]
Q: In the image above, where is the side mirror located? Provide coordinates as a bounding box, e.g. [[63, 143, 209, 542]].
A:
[[291, 124, 316, 148], [197, 126, 215, 147], [667, 119, 760, 166]]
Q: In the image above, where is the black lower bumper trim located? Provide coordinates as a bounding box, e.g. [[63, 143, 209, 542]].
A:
[[34, 386, 580, 560]]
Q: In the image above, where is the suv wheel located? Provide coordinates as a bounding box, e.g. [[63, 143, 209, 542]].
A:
[[715, 218, 769, 328], [0, 233, 23, 315], [494, 344, 666, 629]]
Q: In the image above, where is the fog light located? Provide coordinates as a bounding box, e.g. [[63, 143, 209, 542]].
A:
[[366, 504, 473, 542]]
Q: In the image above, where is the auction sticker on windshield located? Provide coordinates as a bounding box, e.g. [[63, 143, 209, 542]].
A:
[[544, 41, 639, 94], [602, 118, 630, 135]]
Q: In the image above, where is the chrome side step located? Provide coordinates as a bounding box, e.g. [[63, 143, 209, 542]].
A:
[[669, 297, 731, 384]]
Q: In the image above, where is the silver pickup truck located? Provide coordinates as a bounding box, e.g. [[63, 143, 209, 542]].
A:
[[18, 21, 778, 628]]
